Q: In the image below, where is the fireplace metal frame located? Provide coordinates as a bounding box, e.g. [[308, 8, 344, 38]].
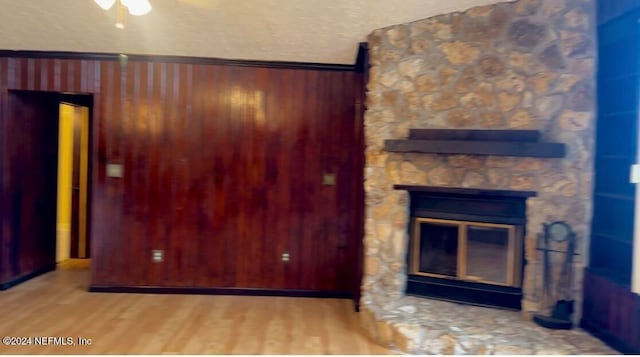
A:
[[409, 217, 523, 288], [396, 185, 536, 310]]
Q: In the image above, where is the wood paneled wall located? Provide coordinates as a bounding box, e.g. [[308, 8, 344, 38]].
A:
[[582, 270, 640, 353], [590, 3, 638, 288], [581, 3, 640, 353], [0, 54, 365, 299]]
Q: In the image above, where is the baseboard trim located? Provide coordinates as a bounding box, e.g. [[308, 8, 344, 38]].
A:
[[0, 264, 56, 291], [580, 317, 639, 354], [89, 285, 353, 299]]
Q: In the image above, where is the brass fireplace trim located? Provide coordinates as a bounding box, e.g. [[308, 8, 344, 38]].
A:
[[410, 217, 523, 288]]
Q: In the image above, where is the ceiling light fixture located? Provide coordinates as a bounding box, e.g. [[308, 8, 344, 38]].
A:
[[120, 0, 152, 16], [94, 0, 116, 10], [95, 0, 152, 17], [95, 0, 152, 29]]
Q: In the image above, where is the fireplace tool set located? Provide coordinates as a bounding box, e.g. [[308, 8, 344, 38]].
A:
[[533, 221, 577, 330]]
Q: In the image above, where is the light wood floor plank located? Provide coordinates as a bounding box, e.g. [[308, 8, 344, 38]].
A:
[[0, 263, 392, 355]]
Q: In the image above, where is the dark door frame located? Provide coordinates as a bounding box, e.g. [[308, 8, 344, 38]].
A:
[[4, 90, 94, 278]]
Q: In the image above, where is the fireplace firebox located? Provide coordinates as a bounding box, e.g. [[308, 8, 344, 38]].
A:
[[411, 218, 523, 286], [395, 185, 537, 310]]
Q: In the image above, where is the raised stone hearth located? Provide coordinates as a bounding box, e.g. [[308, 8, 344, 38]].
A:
[[359, 296, 617, 354], [361, 0, 605, 353]]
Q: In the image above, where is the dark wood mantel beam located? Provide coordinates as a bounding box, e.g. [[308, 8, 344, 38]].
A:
[[384, 139, 566, 158], [384, 129, 566, 158]]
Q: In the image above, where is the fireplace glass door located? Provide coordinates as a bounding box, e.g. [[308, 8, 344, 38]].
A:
[[410, 217, 522, 287]]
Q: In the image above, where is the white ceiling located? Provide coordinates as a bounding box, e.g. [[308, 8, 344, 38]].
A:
[[0, 0, 511, 64]]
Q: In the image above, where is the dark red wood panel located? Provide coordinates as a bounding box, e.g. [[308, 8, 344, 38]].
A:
[[0, 54, 364, 297], [582, 270, 640, 353], [0, 91, 59, 284], [1, 57, 9, 284]]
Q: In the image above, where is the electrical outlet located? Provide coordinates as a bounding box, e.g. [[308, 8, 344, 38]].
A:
[[281, 252, 290, 262], [322, 173, 336, 186], [152, 249, 164, 263], [106, 163, 124, 178]]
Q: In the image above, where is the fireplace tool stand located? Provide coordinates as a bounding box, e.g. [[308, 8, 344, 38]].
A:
[[533, 221, 577, 330]]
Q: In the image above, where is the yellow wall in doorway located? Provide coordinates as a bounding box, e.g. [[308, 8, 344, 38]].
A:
[[56, 103, 89, 262], [56, 103, 74, 262]]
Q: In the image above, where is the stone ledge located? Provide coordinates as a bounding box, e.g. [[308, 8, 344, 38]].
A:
[[359, 296, 618, 355]]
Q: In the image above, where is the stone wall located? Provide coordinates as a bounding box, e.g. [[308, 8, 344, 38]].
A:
[[362, 0, 596, 344]]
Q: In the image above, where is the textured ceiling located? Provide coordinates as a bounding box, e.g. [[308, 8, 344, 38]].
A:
[[0, 0, 511, 64]]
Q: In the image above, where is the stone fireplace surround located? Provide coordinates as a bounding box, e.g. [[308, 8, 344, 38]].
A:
[[358, 0, 606, 353]]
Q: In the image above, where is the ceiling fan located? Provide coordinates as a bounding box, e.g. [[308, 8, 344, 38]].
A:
[[95, 0, 151, 16], [94, 0, 152, 28], [94, 0, 214, 29]]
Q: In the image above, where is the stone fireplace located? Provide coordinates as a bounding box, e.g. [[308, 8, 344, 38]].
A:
[[359, 0, 596, 353]]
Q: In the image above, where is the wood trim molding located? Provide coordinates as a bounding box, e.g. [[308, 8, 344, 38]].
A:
[[0, 264, 56, 291], [89, 285, 353, 299], [355, 42, 368, 74], [0, 50, 359, 72]]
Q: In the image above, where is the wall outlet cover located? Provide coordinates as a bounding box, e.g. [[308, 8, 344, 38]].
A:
[[106, 163, 124, 178]]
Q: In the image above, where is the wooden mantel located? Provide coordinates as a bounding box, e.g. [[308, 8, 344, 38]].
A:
[[393, 185, 538, 198], [384, 129, 566, 158]]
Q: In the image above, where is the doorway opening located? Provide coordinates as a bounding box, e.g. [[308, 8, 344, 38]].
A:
[[56, 102, 90, 263], [1, 90, 93, 290]]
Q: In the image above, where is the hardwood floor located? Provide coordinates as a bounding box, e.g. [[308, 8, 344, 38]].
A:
[[0, 262, 392, 355]]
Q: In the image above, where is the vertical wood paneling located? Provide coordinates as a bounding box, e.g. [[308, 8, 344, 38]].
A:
[[16, 58, 25, 89], [170, 62, 186, 286], [128, 60, 143, 285], [582, 270, 640, 353], [164, 63, 176, 285], [0, 57, 8, 284], [209, 64, 225, 288], [7, 58, 16, 88], [88, 60, 101, 284], [314, 69, 327, 290], [281, 69, 298, 289], [352, 71, 364, 296], [109, 60, 124, 285], [183, 63, 196, 287], [0, 54, 364, 298], [146, 62, 161, 286], [583, 10, 640, 352], [90, 61, 110, 285], [26, 59, 35, 90]]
